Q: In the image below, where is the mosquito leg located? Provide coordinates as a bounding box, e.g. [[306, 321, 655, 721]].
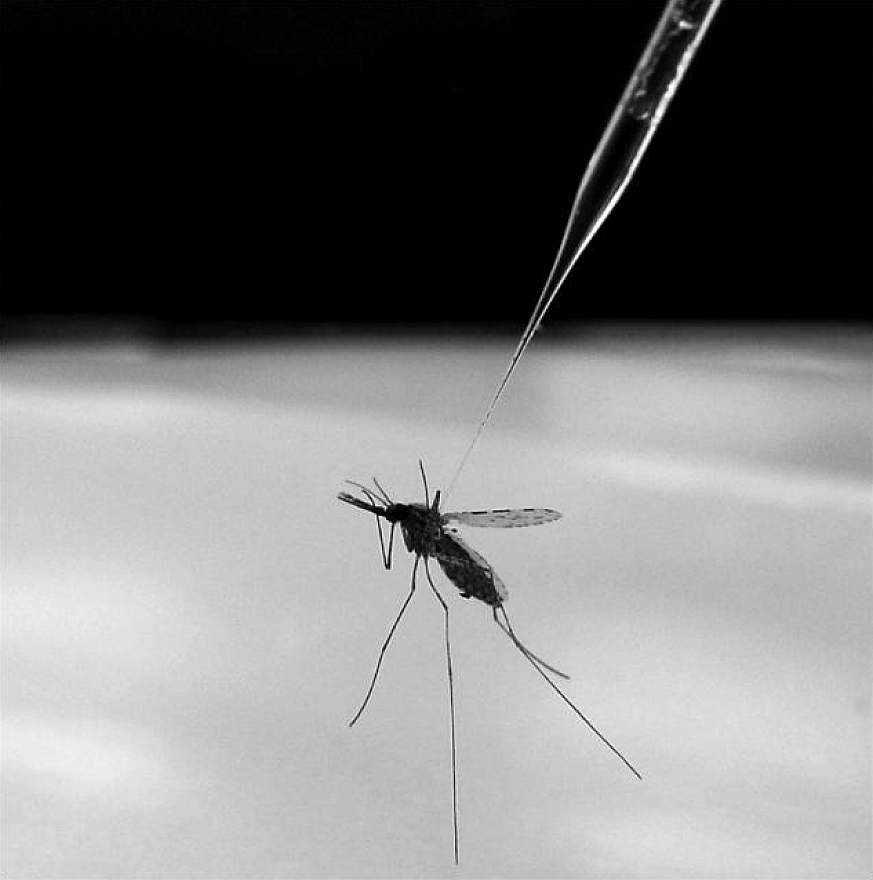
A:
[[373, 511, 389, 568], [495, 605, 642, 781], [375, 518, 397, 570], [384, 522, 396, 570], [419, 459, 430, 508], [349, 556, 419, 728], [343, 484, 392, 568], [424, 558, 459, 865], [492, 609, 571, 680], [356, 487, 390, 569]]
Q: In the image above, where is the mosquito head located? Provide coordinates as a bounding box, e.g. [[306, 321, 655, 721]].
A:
[[383, 502, 409, 523]]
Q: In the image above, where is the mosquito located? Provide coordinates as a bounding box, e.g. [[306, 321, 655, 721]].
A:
[[338, 461, 641, 864]]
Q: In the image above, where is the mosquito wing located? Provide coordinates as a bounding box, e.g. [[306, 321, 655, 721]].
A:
[[442, 508, 561, 529], [433, 530, 508, 606]]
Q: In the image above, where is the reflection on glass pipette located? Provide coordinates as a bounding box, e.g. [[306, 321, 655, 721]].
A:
[[447, 0, 723, 497]]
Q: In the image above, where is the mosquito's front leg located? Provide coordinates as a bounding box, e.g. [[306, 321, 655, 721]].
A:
[[351, 484, 394, 569], [376, 520, 396, 570], [385, 522, 396, 569]]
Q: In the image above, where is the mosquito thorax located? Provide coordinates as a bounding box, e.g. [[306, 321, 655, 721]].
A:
[[384, 501, 440, 556]]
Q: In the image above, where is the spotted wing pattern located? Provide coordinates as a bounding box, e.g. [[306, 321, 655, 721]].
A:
[[442, 508, 561, 528], [433, 530, 508, 607]]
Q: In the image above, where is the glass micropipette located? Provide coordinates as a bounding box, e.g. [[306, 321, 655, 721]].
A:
[[446, 0, 723, 498]]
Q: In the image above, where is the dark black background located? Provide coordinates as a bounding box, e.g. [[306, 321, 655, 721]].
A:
[[2, 1, 871, 332]]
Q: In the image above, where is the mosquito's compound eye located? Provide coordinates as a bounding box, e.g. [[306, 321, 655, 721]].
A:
[[384, 503, 405, 522]]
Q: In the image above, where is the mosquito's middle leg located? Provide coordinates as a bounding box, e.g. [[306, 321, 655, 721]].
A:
[[349, 555, 419, 727], [423, 557, 459, 865]]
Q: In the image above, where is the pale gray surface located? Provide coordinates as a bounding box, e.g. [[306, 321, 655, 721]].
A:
[[2, 329, 870, 879]]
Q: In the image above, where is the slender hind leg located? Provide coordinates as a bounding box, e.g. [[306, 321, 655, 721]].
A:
[[424, 558, 459, 865], [494, 604, 642, 781], [492, 607, 570, 680], [349, 556, 419, 727]]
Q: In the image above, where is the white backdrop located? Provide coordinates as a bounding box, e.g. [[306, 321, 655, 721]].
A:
[[3, 328, 870, 879]]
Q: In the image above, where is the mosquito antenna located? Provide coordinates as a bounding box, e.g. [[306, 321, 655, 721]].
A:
[[418, 459, 430, 508], [424, 559, 459, 865], [371, 476, 393, 506], [337, 491, 383, 516], [492, 611, 571, 680], [351, 484, 381, 511], [349, 557, 419, 727], [494, 605, 642, 781], [346, 480, 386, 503]]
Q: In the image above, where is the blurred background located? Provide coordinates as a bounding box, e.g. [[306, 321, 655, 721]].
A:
[[2, 2, 871, 879]]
